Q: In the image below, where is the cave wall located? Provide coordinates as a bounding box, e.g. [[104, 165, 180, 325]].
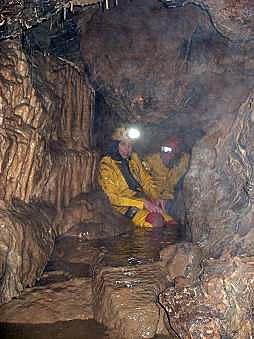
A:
[[0, 39, 97, 210], [0, 39, 97, 303], [0, 40, 52, 203], [0, 0, 254, 332], [79, 0, 254, 154], [30, 53, 98, 210], [160, 254, 254, 338], [0, 200, 56, 304], [164, 0, 254, 42], [185, 94, 254, 258], [79, 0, 254, 255]]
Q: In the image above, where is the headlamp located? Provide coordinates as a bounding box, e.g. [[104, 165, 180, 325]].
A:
[[127, 127, 140, 140], [161, 146, 173, 153]]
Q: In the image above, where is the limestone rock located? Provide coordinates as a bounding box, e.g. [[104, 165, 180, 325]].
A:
[[159, 255, 254, 338], [185, 94, 254, 258], [93, 264, 170, 338], [0, 40, 97, 210], [160, 242, 202, 284], [0, 199, 56, 304], [80, 0, 253, 155], [0, 276, 93, 323], [55, 191, 133, 237], [0, 40, 97, 304], [164, 0, 254, 42]]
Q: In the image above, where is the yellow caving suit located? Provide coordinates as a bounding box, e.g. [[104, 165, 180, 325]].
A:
[[142, 153, 190, 200], [98, 152, 172, 228]]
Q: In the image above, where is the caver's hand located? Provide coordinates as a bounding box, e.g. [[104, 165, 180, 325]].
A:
[[144, 199, 163, 214]]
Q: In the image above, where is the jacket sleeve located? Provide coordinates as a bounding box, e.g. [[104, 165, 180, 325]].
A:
[[98, 159, 145, 209], [132, 153, 158, 200], [167, 153, 190, 186]]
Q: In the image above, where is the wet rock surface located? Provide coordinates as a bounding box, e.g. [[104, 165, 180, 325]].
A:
[[0, 39, 97, 304], [0, 200, 56, 305], [80, 0, 254, 154], [164, 0, 254, 42], [159, 255, 254, 338], [0, 40, 96, 209], [159, 242, 202, 283], [0, 0, 254, 337], [0, 319, 109, 339], [0, 277, 93, 324], [93, 264, 169, 339], [0, 226, 180, 338], [55, 191, 133, 237]]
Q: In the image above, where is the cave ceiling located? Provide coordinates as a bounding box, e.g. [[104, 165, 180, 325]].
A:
[[162, 0, 254, 42], [0, 0, 98, 39], [1, 0, 254, 150], [79, 0, 254, 151], [1, 0, 254, 42]]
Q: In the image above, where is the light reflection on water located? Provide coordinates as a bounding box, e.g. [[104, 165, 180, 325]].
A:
[[6, 226, 181, 339], [42, 225, 181, 280], [92, 225, 181, 267]]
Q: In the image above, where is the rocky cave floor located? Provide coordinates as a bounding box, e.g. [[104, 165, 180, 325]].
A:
[[0, 224, 181, 339]]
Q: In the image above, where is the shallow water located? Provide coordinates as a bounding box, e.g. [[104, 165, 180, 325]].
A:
[[2, 225, 180, 339], [0, 320, 109, 339], [0, 321, 176, 339], [94, 225, 180, 267], [38, 225, 181, 286]]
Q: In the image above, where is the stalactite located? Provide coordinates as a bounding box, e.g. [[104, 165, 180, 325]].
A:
[[0, 41, 97, 212]]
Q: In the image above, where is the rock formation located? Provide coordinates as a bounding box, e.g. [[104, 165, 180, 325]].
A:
[[0, 0, 254, 337], [162, 0, 254, 42], [0, 40, 97, 303], [0, 199, 56, 304]]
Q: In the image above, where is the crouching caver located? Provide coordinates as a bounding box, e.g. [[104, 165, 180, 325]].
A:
[[143, 136, 190, 222], [98, 127, 176, 228]]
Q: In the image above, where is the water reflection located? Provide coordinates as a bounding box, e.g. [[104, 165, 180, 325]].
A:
[[0, 320, 109, 339], [1, 226, 180, 339], [93, 225, 181, 267], [42, 225, 181, 283], [0, 321, 177, 339]]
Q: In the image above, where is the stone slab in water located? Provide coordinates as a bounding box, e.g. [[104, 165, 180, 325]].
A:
[[93, 263, 170, 338], [0, 276, 93, 324]]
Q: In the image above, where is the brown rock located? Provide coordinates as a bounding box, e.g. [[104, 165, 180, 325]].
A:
[[176, 0, 254, 42], [160, 242, 202, 283], [55, 191, 133, 237], [159, 255, 254, 338], [93, 264, 170, 338], [185, 94, 254, 258], [0, 199, 56, 305], [0, 276, 93, 323]]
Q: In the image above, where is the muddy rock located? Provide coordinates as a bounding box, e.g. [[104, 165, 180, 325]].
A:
[[159, 255, 254, 338], [0, 199, 56, 304], [93, 263, 170, 338], [55, 191, 133, 237], [160, 242, 202, 284], [0, 276, 93, 323]]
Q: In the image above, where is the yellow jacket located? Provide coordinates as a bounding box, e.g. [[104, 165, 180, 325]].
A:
[[98, 152, 158, 215], [143, 153, 190, 200]]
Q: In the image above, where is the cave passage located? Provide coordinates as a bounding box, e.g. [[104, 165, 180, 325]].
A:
[[0, 0, 254, 338]]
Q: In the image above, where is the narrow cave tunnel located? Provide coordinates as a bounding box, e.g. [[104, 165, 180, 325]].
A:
[[0, 0, 254, 338]]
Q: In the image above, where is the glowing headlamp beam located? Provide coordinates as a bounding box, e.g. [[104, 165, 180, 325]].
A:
[[127, 127, 140, 140], [161, 146, 173, 153]]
